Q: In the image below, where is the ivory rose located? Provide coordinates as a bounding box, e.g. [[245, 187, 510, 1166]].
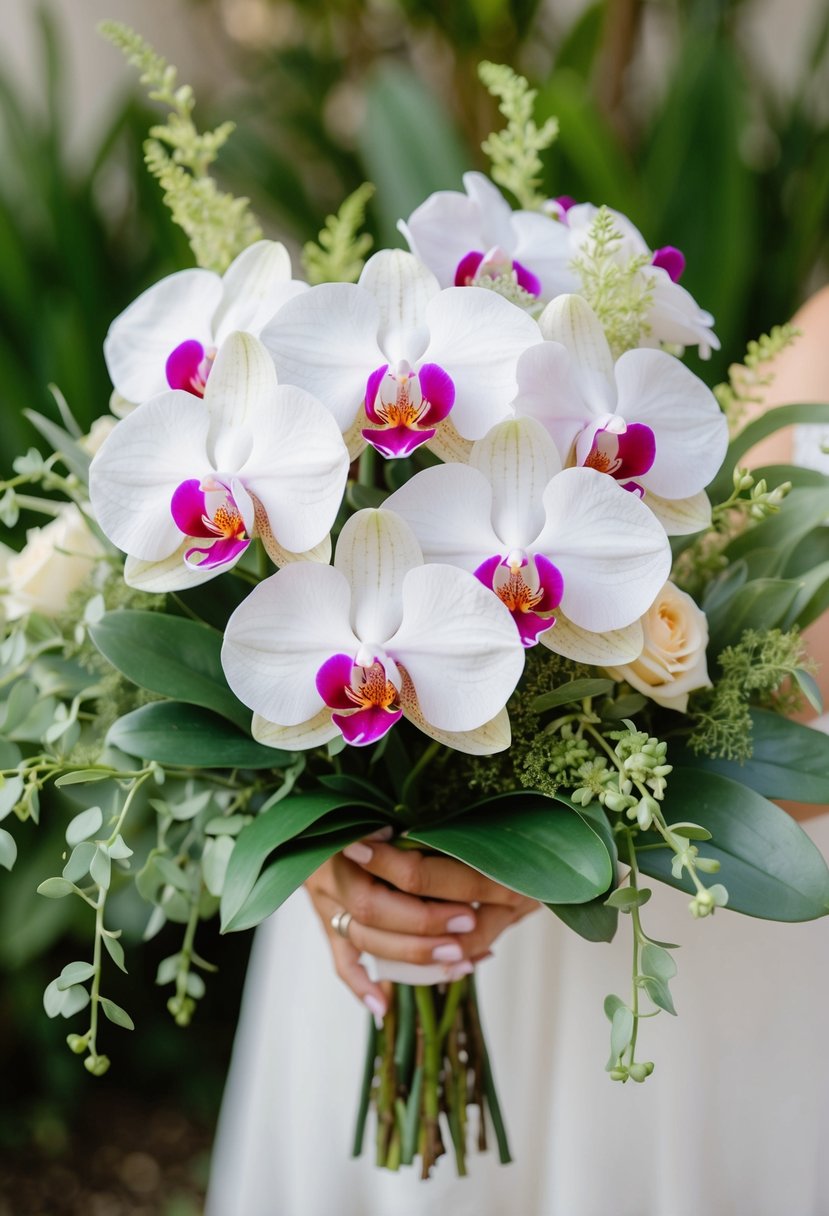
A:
[[2, 504, 105, 621], [607, 581, 711, 711]]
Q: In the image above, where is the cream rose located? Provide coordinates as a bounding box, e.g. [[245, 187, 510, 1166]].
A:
[[3, 504, 105, 621], [607, 581, 711, 712]]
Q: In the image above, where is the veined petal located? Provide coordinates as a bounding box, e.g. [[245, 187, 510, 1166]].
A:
[[510, 210, 576, 299], [221, 563, 358, 727], [427, 418, 474, 464], [470, 417, 562, 549], [533, 467, 671, 632], [212, 241, 304, 340], [124, 545, 225, 593], [334, 509, 423, 644], [645, 490, 712, 536], [613, 349, 728, 498], [358, 250, 438, 366], [252, 494, 332, 568], [252, 709, 339, 751], [399, 669, 512, 755], [89, 392, 210, 561], [384, 464, 501, 572], [539, 295, 615, 381], [398, 192, 480, 289], [240, 384, 349, 553], [540, 613, 644, 665], [422, 288, 541, 440], [104, 269, 221, 404], [388, 564, 524, 732], [260, 283, 383, 431], [646, 277, 720, 357], [203, 332, 278, 467]]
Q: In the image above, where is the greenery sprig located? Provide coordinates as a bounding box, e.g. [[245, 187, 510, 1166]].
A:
[[715, 324, 802, 435], [302, 182, 376, 285], [571, 207, 654, 358], [479, 62, 558, 211]]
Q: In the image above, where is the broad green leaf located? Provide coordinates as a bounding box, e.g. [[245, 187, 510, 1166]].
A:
[[636, 768, 829, 920], [531, 678, 615, 713], [0, 827, 17, 870], [548, 896, 618, 943], [723, 485, 829, 569], [706, 577, 801, 653], [65, 805, 103, 847], [221, 791, 386, 930], [709, 404, 829, 501], [782, 559, 829, 631], [407, 791, 613, 904], [317, 774, 396, 807], [793, 669, 823, 714], [90, 610, 251, 732], [107, 702, 291, 769], [223, 823, 381, 933], [56, 960, 96, 990], [99, 997, 134, 1030], [676, 709, 829, 803]]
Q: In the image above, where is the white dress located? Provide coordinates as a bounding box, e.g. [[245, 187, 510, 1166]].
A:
[[206, 813, 829, 1216]]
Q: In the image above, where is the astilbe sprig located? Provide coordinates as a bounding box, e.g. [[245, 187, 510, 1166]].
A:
[[99, 22, 262, 273], [570, 207, 655, 358], [478, 62, 558, 211], [302, 182, 376, 286], [714, 324, 802, 435]]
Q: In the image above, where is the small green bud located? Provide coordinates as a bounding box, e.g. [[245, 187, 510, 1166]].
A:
[[66, 1033, 89, 1055], [168, 994, 196, 1026], [609, 1067, 628, 1083], [84, 1053, 111, 1076], [695, 856, 721, 874], [628, 1062, 650, 1083], [733, 467, 754, 492]]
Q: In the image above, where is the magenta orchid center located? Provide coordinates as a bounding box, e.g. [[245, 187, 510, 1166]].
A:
[[651, 245, 686, 283], [474, 550, 564, 648], [577, 419, 656, 493], [170, 476, 250, 570], [454, 248, 541, 298], [316, 652, 403, 746], [362, 360, 455, 459], [166, 340, 217, 397]]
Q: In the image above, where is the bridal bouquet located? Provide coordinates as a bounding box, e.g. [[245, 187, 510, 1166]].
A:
[[2, 29, 828, 1179]]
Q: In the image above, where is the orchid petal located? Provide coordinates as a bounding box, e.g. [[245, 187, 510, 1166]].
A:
[[427, 418, 474, 464], [170, 479, 211, 537], [541, 613, 645, 665], [212, 241, 305, 340], [533, 467, 671, 632], [124, 545, 226, 593], [613, 349, 728, 497], [422, 287, 541, 440], [104, 269, 221, 404], [398, 669, 512, 755], [646, 277, 720, 356], [252, 494, 332, 568], [645, 490, 712, 536], [333, 704, 402, 747], [89, 392, 210, 561], [455, 251, 485, 285], [240, 384, 348, 553], [260, 283, 383, 431], [417, 363, 455, 425], [538, 295, 615, 380], [184, 534, 249, 571], [462, 172, 517, 247], [388, 564, 523, 732], [398, 191, 480, 288], [510, 210, 576, 298], [511, 341, 589, 460], [362, 426, 436, 459], [384, 464, 501, 572], [358, 249, 438, 366], [316, 653, 359, 709], [470, 417, 562, 549], [202, 332, 278, 469], [166, 340, 207, 393], [334, 509, 422, 644], [252, 709, 339, 751], [364, 365, 389, 422], [222, 563, 358, 727]]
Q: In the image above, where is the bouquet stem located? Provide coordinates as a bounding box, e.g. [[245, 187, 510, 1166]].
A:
[[352, 974, 511, 1178]]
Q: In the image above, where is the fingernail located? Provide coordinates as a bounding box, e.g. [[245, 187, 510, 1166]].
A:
[[343, 842, 373, 864], [432, 943, 463, 962], [447, 960, 474, 980], [446, 914, 475, 933], [363, 993, 386, 1021], [367, 826, 394, 842]]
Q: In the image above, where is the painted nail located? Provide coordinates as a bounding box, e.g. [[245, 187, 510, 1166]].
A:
[[343, 842, 373, 864], [432, 943, 463, 962], [446, 914, 475, 933], [447, 960, 474, 980], [363, 993, 386, 1020], [367, 826, 394, 842]]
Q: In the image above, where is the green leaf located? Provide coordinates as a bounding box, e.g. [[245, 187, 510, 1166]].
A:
[[706, 577, 802, 653], [641, 943, 677, 983], [723, 485, 829, 571], [407, 791, 613, 904], [156, 954, 181, 985], [223, 823, 381, 933], [65, 805, 103, 847], [37, 877, 76, 899], [641, 975, 677, 1016], [43, 978, 90, 1019], [666, 822, 712, 842], [56, 960, 96, 990], [24, 408, 92, 483], [221, 791, 385, 930], [548, 896, 618, 943], [90, 610, 251, 732], [636, 768, 829, 920], [530, 678, 615, 713], [605, 886, 652, 911], [793, 669, 823, 714], [54, 769, 110, 787], [608, 1005, 634, 1065], [709, 403, 829, 502], [90, 845, 111, 890], [202, 834, 235, 898], [677, 709, 829, 803], [107, 702, 291, 769], [63, 842, 96, 884], [0, 827, 17, 870], [103, 934, 127, 973], [99, 997, 134, 1030]]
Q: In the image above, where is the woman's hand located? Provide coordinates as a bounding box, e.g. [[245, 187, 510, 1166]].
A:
[[305, 836, 538, 1018]]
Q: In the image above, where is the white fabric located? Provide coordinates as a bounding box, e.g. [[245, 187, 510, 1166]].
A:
[[207, 813, 829, 1216]]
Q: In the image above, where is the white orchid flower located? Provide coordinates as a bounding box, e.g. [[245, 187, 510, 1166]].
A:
[[89, 333, 349, 591], [221, 509, 525, 754], [399, 172, 571, 302], [259, 248, 541, 458], [384, 416, 671, 662], [104, 240, 307, 407], [512, 296, 728, 534]]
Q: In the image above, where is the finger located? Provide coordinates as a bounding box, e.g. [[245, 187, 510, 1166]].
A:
[[450, 900, 537, 960], [328, 933, 389, 1020], [330, 855, 478, 937], [344, 840, 528, 907]]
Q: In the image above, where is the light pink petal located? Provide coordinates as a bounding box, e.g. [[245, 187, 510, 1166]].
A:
[[384, 464, 502, 572], [221, 563, 358, 727], [260, 283, 383, 432], [613, 349, 728, 497], [89, 393, 210, 561], [422, 288, 541, 440], [334, 509, 423, 645], [104, 269, 221, 404]]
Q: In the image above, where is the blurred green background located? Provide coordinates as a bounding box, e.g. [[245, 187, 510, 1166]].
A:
[[1, 0, 827, 1210]]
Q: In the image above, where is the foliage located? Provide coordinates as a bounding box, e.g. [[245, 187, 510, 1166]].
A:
[[302, 182, 376, 285], [478, 61, 558, 210]]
